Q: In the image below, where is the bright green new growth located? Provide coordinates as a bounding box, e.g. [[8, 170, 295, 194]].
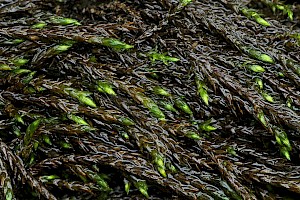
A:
[[160, 101, 178, 113], [50, 16, 81, 26], [22, 71, 37, 84], [255, 78, 263, 89], [281, 147, 291, 160], [64, 87, 97, 108], [3, 38, 24, 45], [148, 51, 180, 65], [87, 172, 111, 191], [248, 64, 265, 73], [153, 86, 170, 97], [199, 119, 217, 132], [102, 38, 134, 51], [24, 118, 42, 145], [245, 48, 275, 64], [136, 93, 165, 120], [5, 188, 13, 200], [60, 141, 72, 149], [261, 92, 274, 103], [42, 135, 52, 145], [40, 175, 60, 182], [32, 22, 47, 29], [196, 78, 209, 106], [152, 151, 167, 177], [120, 131, 129, 139], [257, 110, 267, 127], [13, 126, 21, 137], [260, 54, 274, 64], [118, 117, 135, 126], [67, 114, 89, 126], [286, 98, 292, 108], [241, 8, 271, 27], [97, 81, 116, 95], [124, 179, 131, 195], [54, 44, 72, 53], [11, 58, 29, 67], [134, 180, 149, 198], [180, 0, 193, 7], [12, 69, 31, 75], [0, 64, 11, 70], [227, 146, 237, 156], [273, 127, 292, 160], [185, 131, 201, 140], [270, 2, 293, 21], [174, 99, 193, 115], [15, 113, 25, 124], [33, 141, 39, 150]]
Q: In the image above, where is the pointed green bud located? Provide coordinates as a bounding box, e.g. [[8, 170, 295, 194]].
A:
[[12, 58, 29, 67], [33, 141, 39, 150], [260, 54, 274, 64], [135, 180, 149, 198], [199, 88, 209, 106], [125, 182, 130, 195], [13, 126, 21, 137], [60, 141, 72, 149], [261, 92, 274, 103], [157, 166, 167, 178], [41, 175, 59, 181], [5, 188, 13, 200], [200, 124, 217, 132], [66, 88, 97, 108], [67, 114, 89, 126], [148, 52, 179, 65], [54, 44, 72, 52], [149, 105, 165, 120], [3, 38, 24, 44], [51, 17, 81, 25], [196, 78, 209, 105], [287, 9, 293, 21], [153, 86, 170, 97], [15, 114, 25, 124], [175, 99, 193, 115], [102, 38, 133, 51], [255, 17, 271, 26], [286, 98, 292, 108], [199, 119, 217, 132], [255, 78, 263, 89], [257, 110, 267, 127], [12, 69, 31, 75], [160, 101, 177, 112], [227, 146, 237, 156], [248, 64, 265, 72], [247, 49, 275, 64], [0, 64, 11, 70], [185, 131, 201, 140], [276, 5, 285, 10], [280, 148, 291, 160], [29, 154, 35, 165], [24, 118, 42, 145], [32, 22, 47, 29], [118, 117, 135, 126], [121, 132, 130, 139], [42, 135, 52, 145], [97, 81, 116, 95], [180, 0, 192, 7]]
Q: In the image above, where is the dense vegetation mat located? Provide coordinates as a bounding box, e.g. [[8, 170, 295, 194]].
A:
[[1, 0, 300, 199]]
